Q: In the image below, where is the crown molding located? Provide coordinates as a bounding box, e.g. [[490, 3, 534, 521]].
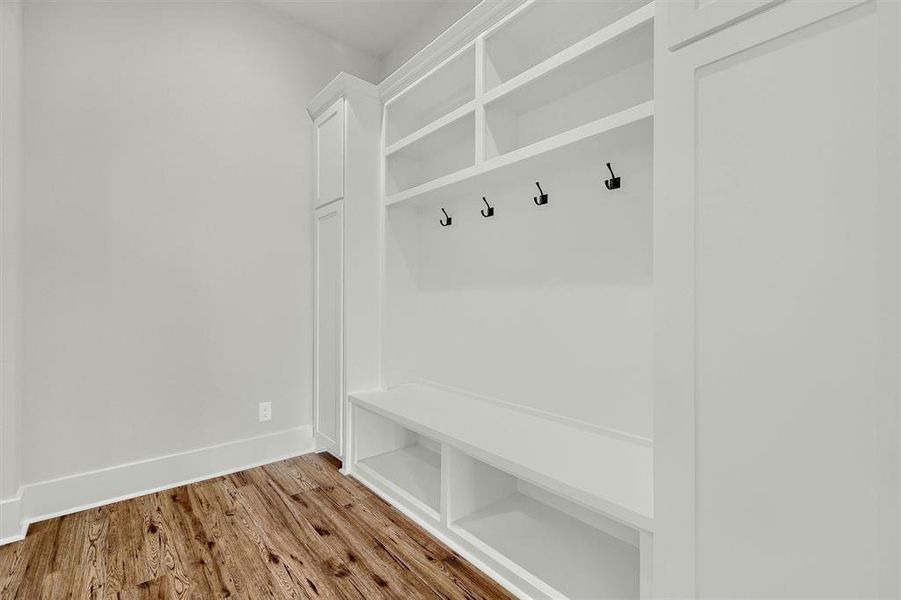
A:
[[378, 0, 529, 103], [307, 72, 379, 120]]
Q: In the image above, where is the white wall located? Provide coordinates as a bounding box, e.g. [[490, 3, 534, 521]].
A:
[[21, 1, 381, 486], [0, 0, 23, 501], [380, 0, 479, 81], [384, 128, 654, 438]]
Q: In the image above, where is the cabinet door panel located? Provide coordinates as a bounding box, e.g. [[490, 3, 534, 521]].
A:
[[316, 98, 344, 207], [655, 1, 899, 597], [314, 201, 343, 457]]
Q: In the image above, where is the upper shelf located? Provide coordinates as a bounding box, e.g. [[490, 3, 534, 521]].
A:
[[385, 101, 652, 207], [382, 1, 655, 207], [350, 383, 654, 531], [385, 111, 475, 197], [484, 15, 653, 159], [385, 45, 475, 147], [484, 0, 654, 98], [485, 0, 653, 91]]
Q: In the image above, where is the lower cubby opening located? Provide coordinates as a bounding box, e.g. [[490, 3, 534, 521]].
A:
[[360, 444, 440, 511], [353, 407, 441, 518], [448, 449, 639, 600]]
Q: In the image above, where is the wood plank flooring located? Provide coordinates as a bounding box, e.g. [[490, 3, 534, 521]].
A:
[[0, 453, 515, 600]]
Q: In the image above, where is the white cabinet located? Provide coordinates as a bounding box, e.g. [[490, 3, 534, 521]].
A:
[[314, 98, 344, 207], [308, 74, 381, 462], [655, 0, 899, 597], [313, 201, 343, 457]]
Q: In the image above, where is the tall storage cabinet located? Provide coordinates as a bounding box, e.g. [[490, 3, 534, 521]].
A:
[[655, 0, 900, 597], [307, 74, 382, 461], [313, 201, 343, 457]]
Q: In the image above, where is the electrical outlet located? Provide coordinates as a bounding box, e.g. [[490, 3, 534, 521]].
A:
[[258, 401, 272, 422]]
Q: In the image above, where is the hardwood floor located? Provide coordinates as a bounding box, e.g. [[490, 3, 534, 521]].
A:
[[0, 453, 515, 599]]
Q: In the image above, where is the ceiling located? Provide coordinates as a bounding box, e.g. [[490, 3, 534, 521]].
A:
[[254, 0, 474, 58]]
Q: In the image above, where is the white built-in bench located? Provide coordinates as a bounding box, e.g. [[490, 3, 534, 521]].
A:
[[348, 383, 653, 600]]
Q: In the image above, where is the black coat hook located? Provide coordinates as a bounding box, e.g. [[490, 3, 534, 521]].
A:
[[604, 162, 621, 190], [439, 208, 452, 227], [480, 197, 494, 218], [533, 182, 548, 205]]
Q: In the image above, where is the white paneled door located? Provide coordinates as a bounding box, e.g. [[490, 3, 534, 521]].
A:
[[314, 200, 344, 458], [656, 0, 899, 597]]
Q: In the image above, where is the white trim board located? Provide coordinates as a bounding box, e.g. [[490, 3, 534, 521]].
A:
[[0, 425, 314, 545]]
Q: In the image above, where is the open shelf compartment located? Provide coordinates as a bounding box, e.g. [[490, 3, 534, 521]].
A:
[[386, 111, 475, 195], [386, 45, 476, 147], [385, 101, 651, 206], [448, 448, 640, 599], [484, 0, 652, 91], [485, 12, 653, 158], [353, 405, 442, 520]]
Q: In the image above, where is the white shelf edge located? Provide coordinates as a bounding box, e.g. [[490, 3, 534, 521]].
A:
[[384, 100, 654, 208], [481, 1, 656, 107], [385, 163, 481, 207], [354, 459, 441, 523], [349, 389, 654, 532], [487, 99, 654, 168], [385, 101, 477, 157]]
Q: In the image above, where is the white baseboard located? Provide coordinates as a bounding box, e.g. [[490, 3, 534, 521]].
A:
[[0, 492, 25, 544], [0, 425, 314, 545]]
